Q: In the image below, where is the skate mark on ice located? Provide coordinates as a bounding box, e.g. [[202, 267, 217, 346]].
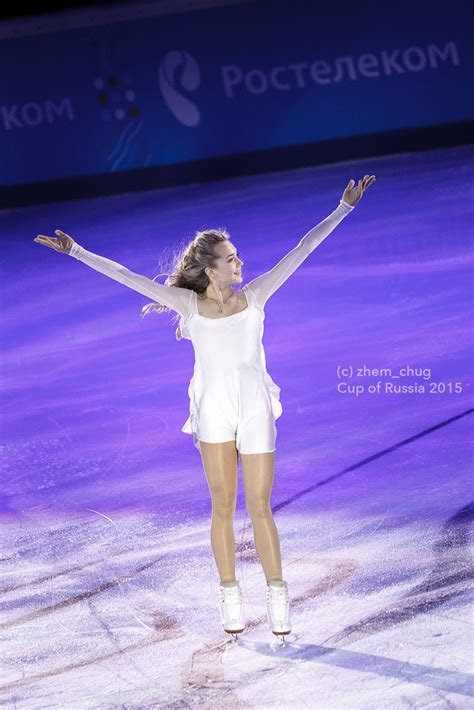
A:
[[321, 502, 473, 647], [0, 610, 182, 695], [0, 558, 163, 630], [271, 408, 474, 513]]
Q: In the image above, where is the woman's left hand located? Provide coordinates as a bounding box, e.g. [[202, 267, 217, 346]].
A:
[[341, 174, 376, 207]]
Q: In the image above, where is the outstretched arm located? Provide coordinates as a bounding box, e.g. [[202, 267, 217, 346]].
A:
[[245, 175, 376, 309], [246, 199, 354, 308], [68, 242, 192, 318], [34, 229, 192, 318]]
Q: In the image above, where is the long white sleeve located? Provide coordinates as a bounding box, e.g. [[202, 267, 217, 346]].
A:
[[69, 243, 192, 318], [245, 199, 355, 308]]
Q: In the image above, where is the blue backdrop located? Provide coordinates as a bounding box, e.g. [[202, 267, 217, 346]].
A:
[[0, 0, 471, 186]]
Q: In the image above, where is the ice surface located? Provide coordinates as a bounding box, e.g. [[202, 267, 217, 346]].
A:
[[1, 144, 473, 707]]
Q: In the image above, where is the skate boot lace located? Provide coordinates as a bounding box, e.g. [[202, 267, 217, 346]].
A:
[[220, 585, 242, 602], [267, 584, 289, 601], [268, 587, 288, 600], [219, 584, 243, 624], [267, 584, 290, 624]]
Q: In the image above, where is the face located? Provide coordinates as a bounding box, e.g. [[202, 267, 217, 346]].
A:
[[206, 241, 244, 284]]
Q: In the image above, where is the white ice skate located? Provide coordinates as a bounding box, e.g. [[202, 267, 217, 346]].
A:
[[266, 580, 292, 643], [218, 581, 245, 639]]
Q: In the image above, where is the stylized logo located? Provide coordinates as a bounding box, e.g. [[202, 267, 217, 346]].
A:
[[158, 50, 201, 126]]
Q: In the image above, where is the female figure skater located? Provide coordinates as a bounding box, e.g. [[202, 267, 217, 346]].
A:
[[34, 175, 376, 642]]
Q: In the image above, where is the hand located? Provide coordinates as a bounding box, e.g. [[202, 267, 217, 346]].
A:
[[175, 325, 183, 341], [34, 229, 75, 254], [341, 175, 376, 207]]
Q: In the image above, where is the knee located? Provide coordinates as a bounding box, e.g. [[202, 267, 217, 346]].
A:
[[212, 496, 236, 519], [246, 501, 272, 521]]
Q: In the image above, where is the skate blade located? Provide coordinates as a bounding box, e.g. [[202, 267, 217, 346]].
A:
[[274, 635, 289, 644], [226, 630, 244, 642]]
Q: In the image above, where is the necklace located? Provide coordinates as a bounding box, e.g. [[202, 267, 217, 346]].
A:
[[200, 291, 235, 313]]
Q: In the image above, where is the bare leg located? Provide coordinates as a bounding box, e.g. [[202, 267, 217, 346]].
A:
[[240, 451, 283, 582], [199, 440, 239, 583]]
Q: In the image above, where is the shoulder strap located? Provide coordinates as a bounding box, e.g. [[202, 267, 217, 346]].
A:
[[243, 282, 262, 311], [189, 289, 198, 315]]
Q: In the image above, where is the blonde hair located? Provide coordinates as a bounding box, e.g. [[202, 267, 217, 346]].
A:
[[140, 228, 231, 326]]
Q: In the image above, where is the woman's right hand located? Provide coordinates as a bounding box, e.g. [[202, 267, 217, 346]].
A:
[[34, 229, 75, 254]]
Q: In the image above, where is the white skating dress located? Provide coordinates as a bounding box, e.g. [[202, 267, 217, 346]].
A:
[[178, 283, 283, 453], [69, 199, 354, 453]]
